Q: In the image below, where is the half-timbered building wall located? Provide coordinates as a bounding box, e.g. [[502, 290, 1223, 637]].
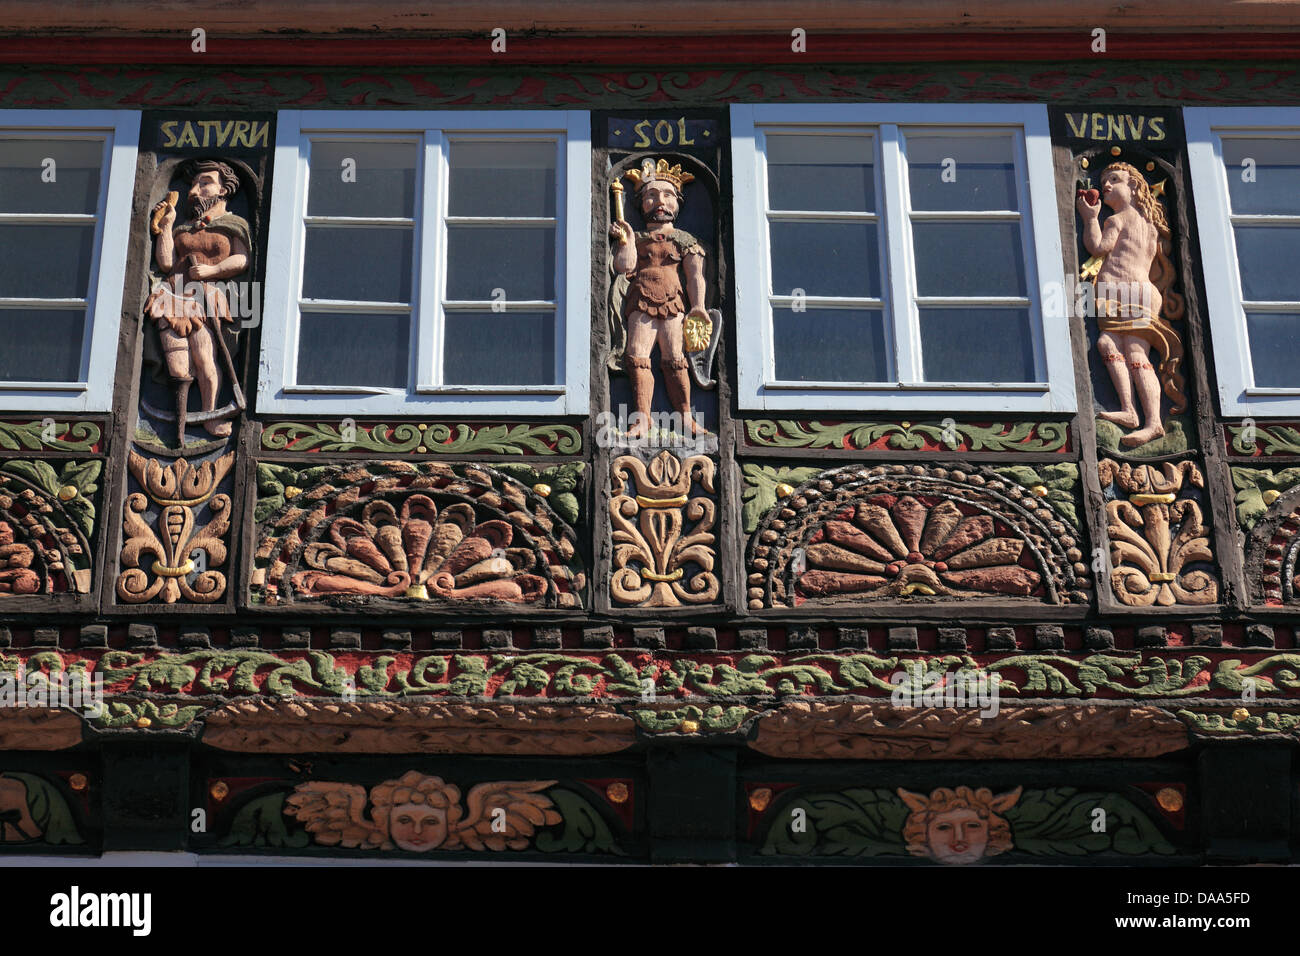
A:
[[0, 0, 1297, 864]]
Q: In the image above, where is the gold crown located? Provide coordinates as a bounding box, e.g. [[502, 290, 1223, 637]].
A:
[[624, 157, 695, 193]]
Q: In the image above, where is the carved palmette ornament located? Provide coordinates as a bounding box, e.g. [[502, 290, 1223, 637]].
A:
[[610, 451, 718, 607], [251, 461, 584, 608], [1098, 458, 1218, 606], [117, 451, 234, 604], [747, 464, 1088, 610]]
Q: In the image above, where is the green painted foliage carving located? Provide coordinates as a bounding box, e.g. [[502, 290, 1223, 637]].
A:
[[760, 786, 1174, 859], [535, 788, 623, 855], [1230, 466, 1300, 531], [261, 421, 582, 455], [0, 420, 101, 452], [1228, 423, 1300, 456], [740, 464, 820, 533], [1, 772, 84, 846], [762, 788, 909, 858], [1010, 788, 1175, 856], [220, 791, 311, 849], [494, 462, 585, 525], [992, 463, 1081, 529], [0, 458, 100, 537], [745, 419, 1069, 453]]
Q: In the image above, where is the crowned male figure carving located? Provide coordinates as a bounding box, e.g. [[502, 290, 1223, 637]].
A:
[[146, 159, 251, 438], [609, 158, 710, 438]]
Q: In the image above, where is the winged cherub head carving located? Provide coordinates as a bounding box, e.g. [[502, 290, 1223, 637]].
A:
[[284, 772, 563, 853]]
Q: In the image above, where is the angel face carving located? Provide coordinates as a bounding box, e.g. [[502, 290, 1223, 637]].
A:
[[898, 785, 1021, 865], [389, 804, 448, 852], [284, 772, 562, 854]]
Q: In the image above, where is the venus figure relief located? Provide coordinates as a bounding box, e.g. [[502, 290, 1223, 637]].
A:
[[1076, 161, 1186, 449], [609, 157, 713, 438]]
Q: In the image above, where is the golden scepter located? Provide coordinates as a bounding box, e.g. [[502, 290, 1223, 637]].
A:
[[610, 178, 629, 245]]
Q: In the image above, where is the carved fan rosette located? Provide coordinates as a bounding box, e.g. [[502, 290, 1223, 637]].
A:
[[251, 461, 585, 609], [746, 464, 1088, 610]]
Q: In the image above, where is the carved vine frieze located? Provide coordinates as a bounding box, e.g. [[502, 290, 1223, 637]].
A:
[[0, 421, 102, 454], [260, 421, 582, 456], [251, 461, 585, 609], [744, 420, 1071, 454], [116, 451, 234, 604], [1098, 459, 1218, 607], [0, 460, 99, 595], [1226, 422, 1300, 457], [746, 464, 1087, 610], [609, 450, 718, 607]]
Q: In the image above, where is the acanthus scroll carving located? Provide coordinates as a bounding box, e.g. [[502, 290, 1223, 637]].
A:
[[610, 450, 718, 607], [1099, 458, 1218, 607]]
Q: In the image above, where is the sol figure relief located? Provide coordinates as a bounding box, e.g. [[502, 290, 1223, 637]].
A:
[[609, 157, 713, 438], [146, 158, 251, 441], [1077, 161, 1186, 449]]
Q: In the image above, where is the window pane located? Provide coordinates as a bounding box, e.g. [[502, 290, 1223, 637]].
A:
[[302, 226, 412, 303], [772, 307, 888, 382], [0, 138, 103, 215], [307, 140, 416, 219], [1234, 226, 1300, 301], [445, 226, 555, 301], [1246, 311, 1300, 387], [765, 134, 874, 213], [0, 308, 83, 381], [443, 310, 556, 385], [1222, 137, 1300, 216], [907, 134, 1018, 212], [769, 221, 880, 298], [919, 308, 1036, 382], [0, 224, 94, 298], [913, 221, 1026, 297], [449, 141, 556, 218], [296, 311, 409, 387]]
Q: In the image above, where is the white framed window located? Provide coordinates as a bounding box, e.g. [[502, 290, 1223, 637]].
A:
[[1186, 108, 1300, 416], [259, 110, 591, 416], [0, 110, 139, 412], [731, 103, 1074, 413]]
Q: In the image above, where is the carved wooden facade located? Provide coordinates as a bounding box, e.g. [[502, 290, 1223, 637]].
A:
[[1, 2, 1299, 868]]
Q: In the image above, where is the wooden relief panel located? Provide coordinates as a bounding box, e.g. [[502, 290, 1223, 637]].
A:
[[745, 464, 1087, 610], [110, 115, 272, 611], [250, 461, 586, 609]]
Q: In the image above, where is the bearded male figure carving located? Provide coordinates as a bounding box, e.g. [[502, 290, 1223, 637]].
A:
[[609, 157, 712, 438], [145, 158, 251, 440]]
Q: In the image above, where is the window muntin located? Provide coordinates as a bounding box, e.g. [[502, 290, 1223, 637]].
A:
[[260, 111, 590, 416], [1186, 109, 1300, 414], [0, 112, 139, 410], [732, 104, 1073, 413]]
